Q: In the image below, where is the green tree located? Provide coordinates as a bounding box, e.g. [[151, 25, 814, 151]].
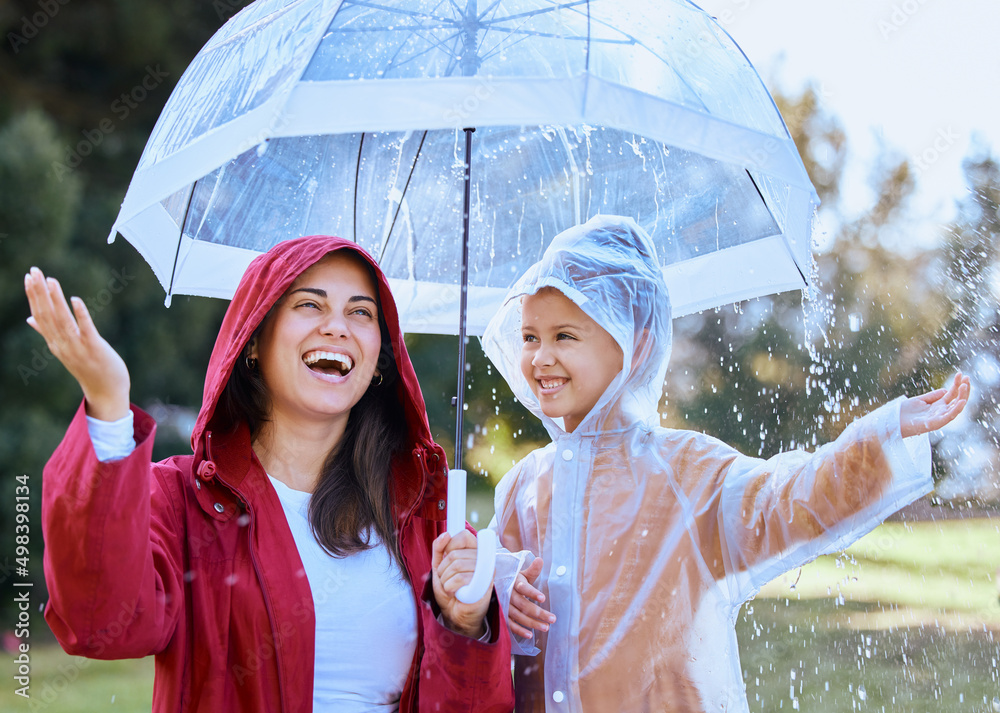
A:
[[0, 110, 90, 610]]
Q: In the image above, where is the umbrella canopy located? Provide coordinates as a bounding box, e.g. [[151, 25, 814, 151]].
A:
[[110, 0, 818, 328]]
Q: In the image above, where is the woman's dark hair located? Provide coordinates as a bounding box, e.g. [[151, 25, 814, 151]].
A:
[[216, 252, 408, 571]]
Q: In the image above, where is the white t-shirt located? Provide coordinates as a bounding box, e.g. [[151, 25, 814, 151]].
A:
[[84, 414, 419, 712], [267, 475, 418, 712]]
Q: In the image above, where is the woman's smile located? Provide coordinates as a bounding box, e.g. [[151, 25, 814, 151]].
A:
[[302, 348, 355, 381]]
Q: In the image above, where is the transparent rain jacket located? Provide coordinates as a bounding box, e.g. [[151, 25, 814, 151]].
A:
[[482, 215, 932, 712]]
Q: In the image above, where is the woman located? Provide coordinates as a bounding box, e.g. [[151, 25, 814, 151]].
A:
[[26, 235, 514, 712]]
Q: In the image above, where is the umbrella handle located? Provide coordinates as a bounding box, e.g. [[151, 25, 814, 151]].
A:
[[446, 469, 497, 604]]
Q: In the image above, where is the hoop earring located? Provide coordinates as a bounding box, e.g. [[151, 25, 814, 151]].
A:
[[245, 356, 258, 371], [371, 372, 383, 387]]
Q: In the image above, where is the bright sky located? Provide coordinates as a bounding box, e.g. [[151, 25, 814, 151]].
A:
[[696, 0, 1000, 249]]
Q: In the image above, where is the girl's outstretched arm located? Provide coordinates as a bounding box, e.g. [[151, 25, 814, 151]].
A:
[[716, 371, 972, 588], [24, 267, 130, 421], [900, 372, 971, 438]]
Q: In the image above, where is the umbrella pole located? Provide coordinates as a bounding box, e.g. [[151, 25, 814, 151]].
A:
[[454, 127, 475, 470], [446, 127, 495, 607]]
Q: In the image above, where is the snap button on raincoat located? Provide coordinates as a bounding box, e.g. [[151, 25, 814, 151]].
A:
[[41, 236, 514, 712], [482, 216, 931, 712]]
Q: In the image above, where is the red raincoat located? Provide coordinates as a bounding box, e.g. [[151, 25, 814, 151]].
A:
[[42, 236, 514, 712]]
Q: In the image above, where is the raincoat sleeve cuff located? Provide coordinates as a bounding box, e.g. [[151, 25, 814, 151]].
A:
[[86, 410, 137, 462], [867, 396, 934, 509], [493, 546, 541, 656]]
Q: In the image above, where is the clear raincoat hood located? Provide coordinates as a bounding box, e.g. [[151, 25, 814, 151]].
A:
[[483, 217, 933, 712], [482, 215, 672, 437]]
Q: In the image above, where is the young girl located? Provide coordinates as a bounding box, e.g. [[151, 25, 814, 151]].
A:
[[27, 235, 514, 712], [481, 215, 969, 712]]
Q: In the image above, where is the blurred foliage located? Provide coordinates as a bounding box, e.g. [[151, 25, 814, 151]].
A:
[[0, 0, 245, 619], [404, 334, 549, 491], [665, 88, 996, 498], [776, 88, 847, 208]]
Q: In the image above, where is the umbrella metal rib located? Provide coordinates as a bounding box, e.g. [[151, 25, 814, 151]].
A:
[[376, 131, 429, 264], [166, 185, 197, 307], [352, 133, 365, 245]]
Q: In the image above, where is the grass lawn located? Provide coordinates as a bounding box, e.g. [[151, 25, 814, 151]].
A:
[[742, 518, 1000, 712], [2, 518, 997, 711], [0, 642, 152, 711], [756, 518, 1000, 629], [737, 598, 999, 712]]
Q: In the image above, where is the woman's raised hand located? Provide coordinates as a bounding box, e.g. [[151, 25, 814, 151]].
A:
[[900, 371, 971, 438], [25, 267, 130, 421]]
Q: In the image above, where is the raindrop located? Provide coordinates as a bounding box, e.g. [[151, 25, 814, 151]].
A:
[[857, 684, 867, 701]]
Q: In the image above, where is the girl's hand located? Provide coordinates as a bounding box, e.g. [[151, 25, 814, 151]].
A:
[[508, 557, 555, 639], [24, 267, 130, 421], [900, 372, 971, 438], [431, 530, 492, 639]]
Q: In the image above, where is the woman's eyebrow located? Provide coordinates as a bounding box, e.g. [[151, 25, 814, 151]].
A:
[[289, 287, 326, 297], [288, 287, 376, 305]]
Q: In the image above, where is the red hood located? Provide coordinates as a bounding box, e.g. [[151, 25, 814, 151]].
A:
[[191, 235, 436, 462]]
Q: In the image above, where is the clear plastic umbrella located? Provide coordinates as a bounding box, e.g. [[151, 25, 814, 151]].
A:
[[109, 0, 820, 601], [111, 0, 818, 324]]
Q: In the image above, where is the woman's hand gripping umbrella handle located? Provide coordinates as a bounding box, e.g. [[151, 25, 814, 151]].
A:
[[447, 469, 496, 604]]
